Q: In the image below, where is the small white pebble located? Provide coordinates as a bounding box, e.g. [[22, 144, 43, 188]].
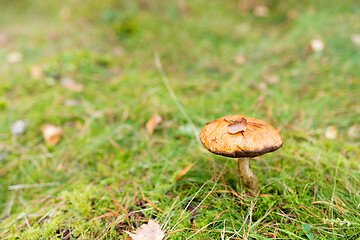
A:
[[351, 34, 360, 46], [310, 39, 325, 52], [11, 120, 26, 135]]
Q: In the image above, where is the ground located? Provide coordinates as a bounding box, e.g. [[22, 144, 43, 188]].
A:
[[0, 0, 359, 239]]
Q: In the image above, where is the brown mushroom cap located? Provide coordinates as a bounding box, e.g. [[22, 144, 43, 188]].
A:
[[200, 115, 283, 158]]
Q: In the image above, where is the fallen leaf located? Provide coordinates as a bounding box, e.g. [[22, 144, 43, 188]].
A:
[[348, 125, 359, 138], [251, 82, 267, 90], [325, 126, 338, 140], [253, 5, 269, 17], [11, 120, 26, 135], [0, 33, 7, 45], [287, 9, 299, 19], [30, 65, 44, 79], [238, 0, 254, 12], [0, 144, 10, 151], [351, 34, 360, 46], [256, 95, 266, 103], [60, 78, 84, 92], [64, 99, 81, 106], [175, 162, 195, 181], [178, 0, 188, 13], [263, 74, 279, 85], [112, 46, 123, 56], [146, 114, 162, 135], [309, 39, 325, 52], [126, 219, 164, 240], [235, 55, 246, 65], [6, 52, 23, 63], [41, 124, 62, 145]]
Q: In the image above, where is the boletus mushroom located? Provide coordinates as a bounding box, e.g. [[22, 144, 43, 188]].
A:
[[200, 115, 283, 194]]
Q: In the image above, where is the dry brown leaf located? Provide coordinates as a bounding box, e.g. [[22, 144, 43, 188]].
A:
[[31, 65, 44, 79], [309, 39, 325, 52], [60, 78, 84, 92], [253, 5, 269, 17], [6, 52, 23, 63], [287, 9, 299, 19], [325, 126, 338, 140], [235, 55, 246, 65], [238, 0, 255, 11], [263, 74, 279, 85], [112, 46, 123, 56], [175, 162, 195, 181], [256, 96, 265, 104], [252, 82, 267, 90], [126, 219, 164, 240], [178, 0, 188, 13], [0, 33, 7, 45], [64, 99, 81, 106], [42, 124, 62, 145], [146, 114, 162, 135]]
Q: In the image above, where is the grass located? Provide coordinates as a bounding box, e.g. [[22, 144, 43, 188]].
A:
[[0, 0, 359, 239]]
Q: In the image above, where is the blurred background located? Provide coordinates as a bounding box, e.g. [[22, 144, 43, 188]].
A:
[[0, 0, 359, 239]]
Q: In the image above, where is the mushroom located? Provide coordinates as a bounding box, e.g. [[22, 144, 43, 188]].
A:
[[200, 115, 283, 194]]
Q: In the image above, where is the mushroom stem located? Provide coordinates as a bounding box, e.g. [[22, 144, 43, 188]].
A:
[[238, 158, 259, 194]]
